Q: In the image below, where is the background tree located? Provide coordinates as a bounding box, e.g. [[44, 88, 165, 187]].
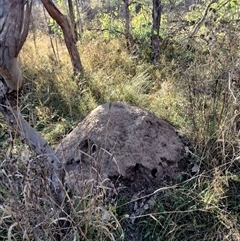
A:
[[151, 0, 162, 63], [41, 0, 84, 76], [68, 0, 78, 41], [123, 0, 134, 51]]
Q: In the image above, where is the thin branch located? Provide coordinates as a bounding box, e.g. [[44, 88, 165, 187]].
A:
[[87, 27, 125, 35], [228, 72, 237, 103], [189, 0, 217, 38]]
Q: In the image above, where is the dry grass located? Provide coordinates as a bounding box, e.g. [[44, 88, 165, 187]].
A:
[[1, 4, 240, 239]]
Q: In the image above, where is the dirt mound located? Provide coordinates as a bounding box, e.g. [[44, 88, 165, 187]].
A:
[[56, 102, 185, 191]]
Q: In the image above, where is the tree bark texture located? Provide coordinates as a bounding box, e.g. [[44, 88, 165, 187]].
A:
[[0, 0, 31, 91], [151, 0, 162, 63], [41, 0, 84, 76], [0, 0, 64, 207]]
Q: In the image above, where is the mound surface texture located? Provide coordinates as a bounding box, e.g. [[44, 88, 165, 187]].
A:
[[56, 102, 184, 186]]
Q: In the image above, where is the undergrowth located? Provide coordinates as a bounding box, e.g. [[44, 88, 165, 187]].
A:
[[1, 4, 240, 240]]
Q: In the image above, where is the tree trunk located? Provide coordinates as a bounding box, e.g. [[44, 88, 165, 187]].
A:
[[75, 0, 84, 36], [68, 0, 78, 41], [0, 0, 31, 92], [41, 0, 84, 76], [0, 0, 64, 208], [122, 0, 134, 51], [151, 0, 162, 63]]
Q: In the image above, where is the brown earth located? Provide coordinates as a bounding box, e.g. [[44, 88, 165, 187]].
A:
[[56, 101, 187, 193]]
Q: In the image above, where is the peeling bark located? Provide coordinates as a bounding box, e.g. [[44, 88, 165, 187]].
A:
[[0, 0, 31, 92]]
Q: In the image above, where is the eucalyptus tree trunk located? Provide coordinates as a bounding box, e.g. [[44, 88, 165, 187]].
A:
[[75, 0, 84, 35], [68, 0, 78, 41], [151, 0, 162, 63], [41, 0, 84, 76], [0, 0, 64, 207], [122, 0, 134, 51]]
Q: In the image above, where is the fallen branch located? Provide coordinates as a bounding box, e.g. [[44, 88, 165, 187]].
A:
[[0, 79, 65, 207], [0, 0, 64, 208]]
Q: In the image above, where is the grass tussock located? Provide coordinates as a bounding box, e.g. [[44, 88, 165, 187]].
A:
[[1, 10, 240, 240], [0, 150, 123, 240]]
